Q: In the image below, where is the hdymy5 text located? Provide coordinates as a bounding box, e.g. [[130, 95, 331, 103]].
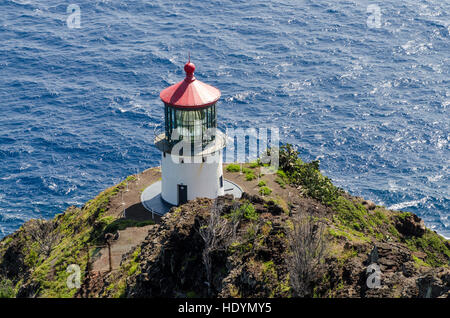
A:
[[178, 302, 272, 315]]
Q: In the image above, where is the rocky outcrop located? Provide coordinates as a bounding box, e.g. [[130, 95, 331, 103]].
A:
[[395, 213, 426, 237], [88, 193, 450, 298], [417, 269, 450, 298], [1, 168, 449, 298]]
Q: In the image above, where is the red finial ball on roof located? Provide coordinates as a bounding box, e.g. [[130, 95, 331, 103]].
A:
[[184, 61, 195, 75], [160, 60, 221, 108]]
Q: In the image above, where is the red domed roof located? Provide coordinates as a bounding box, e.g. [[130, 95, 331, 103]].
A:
[[160, 61, 221, 109]]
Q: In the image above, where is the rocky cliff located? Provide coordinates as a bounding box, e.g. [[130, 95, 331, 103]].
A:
[[0, 145, 449, 298]]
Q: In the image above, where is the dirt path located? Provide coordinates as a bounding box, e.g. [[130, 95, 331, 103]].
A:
[[91, 225, 153, 272], [91, 167, 162, 273]]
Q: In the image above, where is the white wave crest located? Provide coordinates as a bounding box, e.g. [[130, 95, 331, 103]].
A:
[[388, 197, 427, 210]]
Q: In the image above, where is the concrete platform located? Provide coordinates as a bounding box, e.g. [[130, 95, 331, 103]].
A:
[[140, 180, 243, 216], [140, 181, 173, 216], [222, 179, 243, 199]]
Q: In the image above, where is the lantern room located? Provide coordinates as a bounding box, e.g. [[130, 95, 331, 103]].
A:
[[160, 62, 220, 149]]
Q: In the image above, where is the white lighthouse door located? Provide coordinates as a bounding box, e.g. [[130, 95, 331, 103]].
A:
[[177, 184, 188, 206]]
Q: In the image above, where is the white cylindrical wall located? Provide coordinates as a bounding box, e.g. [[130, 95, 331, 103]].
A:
[[161, 151, 224, 205]]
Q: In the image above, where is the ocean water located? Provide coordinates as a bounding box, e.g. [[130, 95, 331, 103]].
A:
[[0, 0, 448, 239]]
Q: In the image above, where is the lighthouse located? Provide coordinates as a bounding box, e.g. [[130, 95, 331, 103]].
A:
[[154, 60, 227, 206]]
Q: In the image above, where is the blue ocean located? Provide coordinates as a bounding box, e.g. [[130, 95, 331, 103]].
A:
[[0, 0, 448, 239]]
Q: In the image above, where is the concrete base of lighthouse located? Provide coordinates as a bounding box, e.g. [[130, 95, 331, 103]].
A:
[[161, 151, 224, 206], [140, 179, 243, 216]]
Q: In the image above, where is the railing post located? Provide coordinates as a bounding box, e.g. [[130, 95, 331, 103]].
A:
[[105, 233, 114, 272]]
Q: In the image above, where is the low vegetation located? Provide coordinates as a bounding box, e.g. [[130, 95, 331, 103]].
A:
[[226, 163, 258, 181], [404, 230, 450, 267], [279, 144, 341, 206], [0, 279, 14, 298], [0, 146, 449, 298], [278, 143, 450, 273], [0, 177, 137, 297], [226, 164, 241, 173], [259, 186, 272, 196]]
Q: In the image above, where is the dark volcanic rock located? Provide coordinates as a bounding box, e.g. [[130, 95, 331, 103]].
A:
[[241, 192, 264, 204], [1, 171, 449, 299], [417, 269, 450, 298], [395, 213, 426, 237]]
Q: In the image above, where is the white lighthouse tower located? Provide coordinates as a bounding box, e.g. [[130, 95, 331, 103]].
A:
[[154, 60, 227, 206]]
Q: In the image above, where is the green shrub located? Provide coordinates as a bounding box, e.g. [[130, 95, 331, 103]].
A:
[[242, 167, 252, 174], [276, 169, 288, 180], [228, 201, 258, 222], [122, 247, 142, 276], [0, 279, 14, 298], [262, 260, 278, 285], [249, 161, 260, 168], [258, 180, 267, 187], [226, 164, 241, 172], [6, 179, 138, 298], [245, 172, 256, 181], [279, 144, 301, 174], [242, 202, 258, 221], [290, 161, 340, 205], [278, 144, 341, 205], [259, 186, 272, 196], [24, 242, 40, 267], [128, 262, 139, 276], [274, 177, 286, 188]]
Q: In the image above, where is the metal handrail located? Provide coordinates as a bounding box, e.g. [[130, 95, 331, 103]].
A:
[[154, 129, 226, 155]]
